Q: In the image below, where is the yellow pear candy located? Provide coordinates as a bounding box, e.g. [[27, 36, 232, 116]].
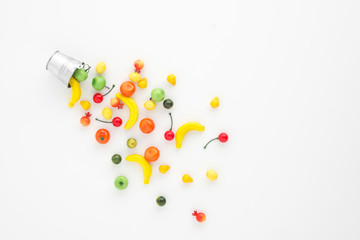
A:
[[80, 100, 91, 110], [102, 107, 112, 120], [159, 165, 170, 174], [144, 100, 156, 110], [182, 174, 193, 183], [210, 97, 219, 108], [96, 61, 106, 74], [167, 74, 176, 85], [129, 72, 141, 82], [138, 78, 147, 89], [206, 170, 218, 181]]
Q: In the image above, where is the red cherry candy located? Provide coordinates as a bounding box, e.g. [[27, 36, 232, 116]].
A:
[[93, 93, 103, 103], [164, 130, 174, 141], [218, 133, 228, 143], [112, 117, 122, 127]]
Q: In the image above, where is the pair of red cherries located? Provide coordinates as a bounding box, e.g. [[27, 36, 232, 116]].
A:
[[164, 113, 228, 148]]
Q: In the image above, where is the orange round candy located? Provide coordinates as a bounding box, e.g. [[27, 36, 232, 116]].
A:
[[139, 118, 155, 134], [144, 146, 160, 162], [120, 81, 136, 97], [95, 129, 110, 144]]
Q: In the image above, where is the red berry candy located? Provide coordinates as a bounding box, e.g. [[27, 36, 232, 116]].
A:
[[164, 130, 174, 140], [93, 93, 103, 103], [80, 112, 92, 127], [203, 132, 228, 149], [96, 117, 123, 127], [164, 113, 174, 141], [93, 84, 115, 104], [192, 211, 206, 222], [218, 133, 228, 142]]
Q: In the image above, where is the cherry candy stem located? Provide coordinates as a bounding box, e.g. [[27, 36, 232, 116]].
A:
[[95, 118, 112, 123], [169, 113, 173, 131], [203, 137, 219, 149], [103, 84, 115, 97]]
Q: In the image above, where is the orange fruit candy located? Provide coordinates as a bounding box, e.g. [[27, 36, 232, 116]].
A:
[[120, 81, 136, 97], [139, 118, 155, 134], [144, 146, 160, 162], [95, 129, 110, 144]]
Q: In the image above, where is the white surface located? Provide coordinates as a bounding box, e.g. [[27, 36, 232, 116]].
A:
[[1, 0, 360, 239]]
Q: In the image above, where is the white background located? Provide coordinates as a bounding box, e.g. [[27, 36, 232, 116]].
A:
[[1, 0, 360, 239]]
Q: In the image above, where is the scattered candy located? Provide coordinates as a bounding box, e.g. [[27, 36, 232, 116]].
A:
[[176, 122, 205, 149], [206, 170, 218, 181], [68, 77, 81, 108], [73, 68, 88, 82], [114, 176, 128, 190], [192, 211, 206, 222], [126, 154, 152, 184], [182, 174, 193, 183], [138, 78, 147, 88], [127, 138, 137, 148], [95, 129, 110, 144], [134, 60, 144, 70], [129, 72, 141, 82], [80, 112, 92, 127], [102, 107, 112, 120], [93, 84, 115, 103], [92, 76, 106, 90], [144, 146, 160, 162], [120, 81, 136, 97], [144, 100, 156, 110], [156, 196, 166, 206], [80, 100, 91, 110], [112, 154, 122, 164], [163, 99, 173, 109], [96, 61, 106, 74], [151, 88, 165, 102], [203, 132, 228, 149], [164, 113, 174, 141], [139, 118, 155, 134], [159, 165, 170, 174], [167, 74, 176, 85], [210, 97, 219, 108], [96, 117, 122, 127]]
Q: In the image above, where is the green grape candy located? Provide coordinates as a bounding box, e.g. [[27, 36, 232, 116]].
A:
[[156, 196, 166, 206], [112, 154, 122, 164]]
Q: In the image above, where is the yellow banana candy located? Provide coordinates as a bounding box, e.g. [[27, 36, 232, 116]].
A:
[[175, 122, 205, 149], [126, 154, 152, 184], [68, 77, 81, 108], [116, 93, 138, 129]]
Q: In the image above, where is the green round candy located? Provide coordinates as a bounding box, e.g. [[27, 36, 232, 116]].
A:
[[163, 99, 173, 109], [151, 88, 165, 102], [127, 138, 137, 148], [73, 68, 88, 82], [92, 76, 106, 90], [156, 196, 166, 206], [112, 154, 122, 164], [114, 176, 128, 190]]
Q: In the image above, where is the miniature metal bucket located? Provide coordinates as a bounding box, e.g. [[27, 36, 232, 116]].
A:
[[46, 51, 83, 87]]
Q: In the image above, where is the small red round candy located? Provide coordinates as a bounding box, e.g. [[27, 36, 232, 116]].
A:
[[112, 117, 122, 127], [93, 93, 103, 103], [192, 211, 206, 222], [164, 130, 174, 141], [218, 133, 228, 143]]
